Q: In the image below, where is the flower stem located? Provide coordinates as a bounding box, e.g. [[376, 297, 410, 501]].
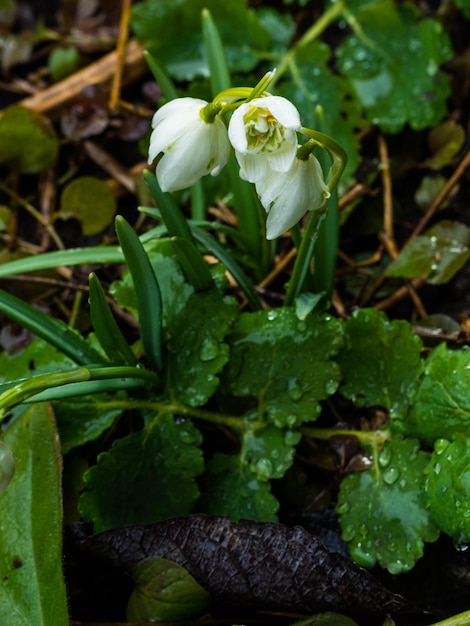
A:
[[272, 1, 345, 84], [284, 205, 327, 306]]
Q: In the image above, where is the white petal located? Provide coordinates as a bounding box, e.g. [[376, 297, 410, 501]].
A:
[[156, 115, 230, 192], [266, 133, 297, 172], [235, 151, 269, 183], [228, 103, 250, 152], [253, 96, 301, 130], [257, 154, 330, 239], [151, 97, 207, 128]]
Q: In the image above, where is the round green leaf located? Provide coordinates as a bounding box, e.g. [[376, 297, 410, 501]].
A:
[[127, 558, 209, 622], [337, 437, 439, 574], [426, 436, 470, 544], [0, 106, 59, 173], [58, 177, 117, 235]]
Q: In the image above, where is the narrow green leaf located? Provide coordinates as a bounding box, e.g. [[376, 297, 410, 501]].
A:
[[190, 225, 262, 310], [89, 273, 137, 365], [170, 237, 213, 291], [0, 287, 105, 366], [143, 50, 179, 101], [0, 404, 69, 625], [201, 8, 231, 94], [115, 216, 163, 372], [0, 246, 124, 278], [144, 170, 196, 245]]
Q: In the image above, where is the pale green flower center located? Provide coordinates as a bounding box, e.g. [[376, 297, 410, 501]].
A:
[[243, 106, 286, 154]]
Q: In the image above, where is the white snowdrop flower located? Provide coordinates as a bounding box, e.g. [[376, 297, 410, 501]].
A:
[[228, 96, 301, 183], [148, 97, 230, 192], [256, 152, 330, 240]]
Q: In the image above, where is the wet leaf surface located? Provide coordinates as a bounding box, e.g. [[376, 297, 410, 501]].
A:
[[79, 515, 422, 619]]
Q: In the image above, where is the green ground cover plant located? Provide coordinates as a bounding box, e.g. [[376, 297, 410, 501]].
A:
[[1, 0, 470, 624]]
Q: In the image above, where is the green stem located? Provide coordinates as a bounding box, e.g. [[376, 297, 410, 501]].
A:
[[0, 366, 158, 423], [284, 206, 327, 306], [301, 426, 391, 447], [272, 0, 345, 83]]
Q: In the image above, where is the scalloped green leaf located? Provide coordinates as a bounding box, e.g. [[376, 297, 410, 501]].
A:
[[336, 309, 423, 418], [221, 308, 343, 428], [385, 221, 470, 285], [0, 106, 58, 173], [404, 343, 470, 445], [197, 452, 279, 521], [337, 437, 439, 574], [79, 414, 204, 531], [336, 1, 452, 132], [165, 288, 238, 407], [426, 436, 470, 544], [131, 0, 270, 81], [55, 394, 125, 454], [244, 424, 301, 480], [0, 404, 69, 625]]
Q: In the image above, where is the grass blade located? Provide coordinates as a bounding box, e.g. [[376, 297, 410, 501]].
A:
[[0, 287, 105, 366], [115, 216, 163, 372], [89, 273, 137, 365]]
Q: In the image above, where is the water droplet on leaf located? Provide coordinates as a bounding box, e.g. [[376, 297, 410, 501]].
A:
[[199, 338, 219, 361], [383, 467, 400, 484], [255, 458, 273, 479], [378, 446, 392, 467]]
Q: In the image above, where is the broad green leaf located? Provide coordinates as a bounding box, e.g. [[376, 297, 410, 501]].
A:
[[454, 0, 470, 18], [404, 343, 470, 445], [336, 309, 423, 418], [197, 452, 279, 521], [337, 437, 439, 574], [55, 395, 125, 454], [385, 221, 470, 285], [0, 106, 58, 173], [79, 414, 204, 531], [0, 338, 75, 382], [131, 0, 270, 81], [244, 424, 301, 480], [127, 558, 209, 622], [222, 308, 343, 428], [425, 120, 466, 169], [0, 404, 69, 625], [57, 176, 116, 235], [48, 46, 81, 81], [165, 288, 238, 407], [0, 439, 14, 493], [336, 1, 452, 132], [277, 41, 361, 181], [426, 436, 470, 544]]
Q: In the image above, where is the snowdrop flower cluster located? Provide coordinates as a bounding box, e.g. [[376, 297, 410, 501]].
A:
[[148, 83, 335, 240]]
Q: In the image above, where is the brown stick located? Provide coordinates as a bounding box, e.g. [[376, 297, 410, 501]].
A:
[[19, 40, 147, 117]]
